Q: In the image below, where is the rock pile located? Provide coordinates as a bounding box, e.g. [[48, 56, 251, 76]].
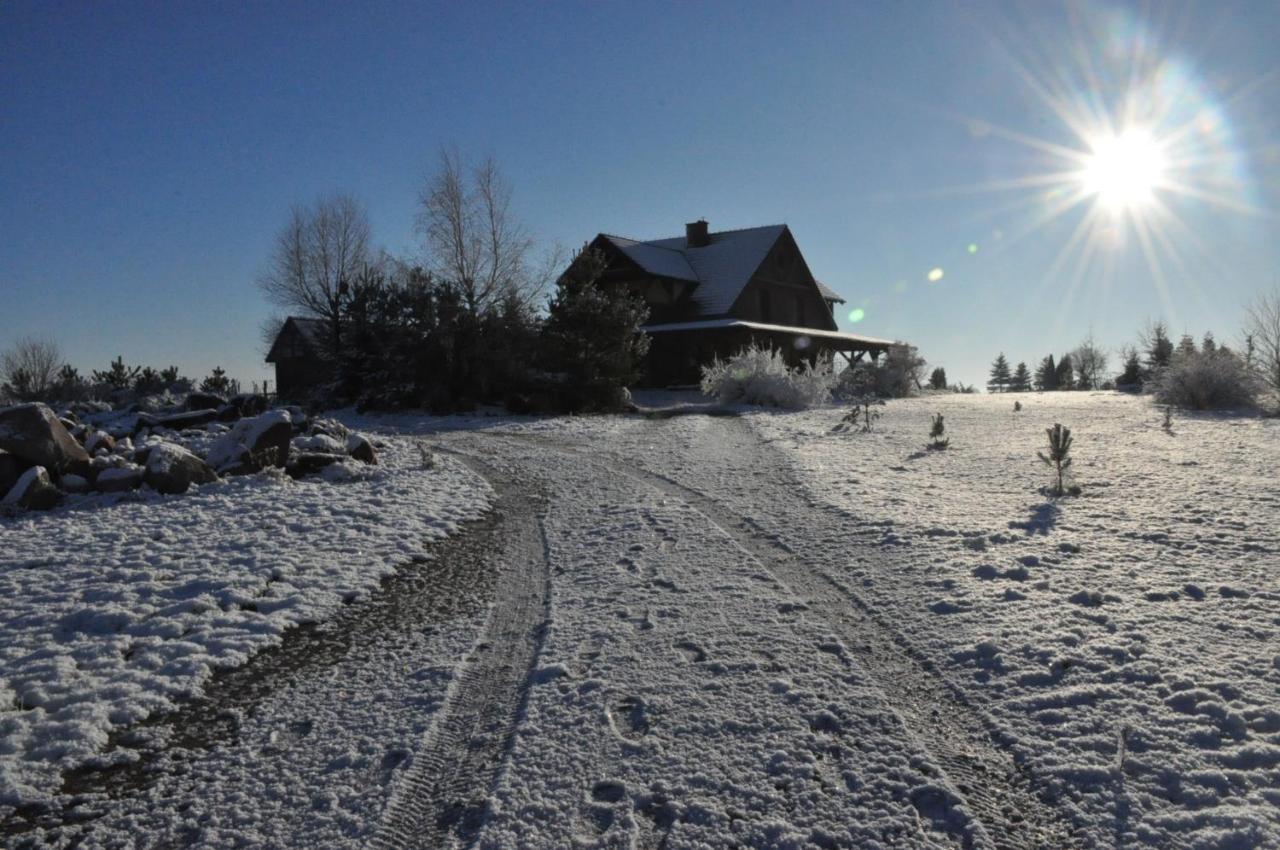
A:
[[0, 397, 381, 512]]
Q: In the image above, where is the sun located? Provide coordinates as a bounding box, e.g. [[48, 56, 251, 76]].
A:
[[1079, 128, 1169, 215]]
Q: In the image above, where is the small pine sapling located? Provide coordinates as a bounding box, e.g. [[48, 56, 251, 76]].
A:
[[831, 396, 884, 433], [1161, 405, 1174, 434], [927, 412, 949, 450], [1013, 400, 1022, 412], [1038, 423, 1074, 496]]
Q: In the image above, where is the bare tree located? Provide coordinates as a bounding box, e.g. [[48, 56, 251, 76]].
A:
[[257, 193, 371, 350], [1, 335, 64, 401], [1244, 287, 1280, 392], [1071, 333, 1109, 390], [417, 150, 561, 316]]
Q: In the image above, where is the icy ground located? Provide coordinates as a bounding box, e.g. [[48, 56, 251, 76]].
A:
[[3, 392, 1278, 849], [0, 438, 490, 811]]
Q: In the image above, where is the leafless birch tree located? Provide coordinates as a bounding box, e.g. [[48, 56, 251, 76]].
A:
[[1245, 287, 1280, 392], [417, 150, 561, 316], [258, 193, 371, 349]]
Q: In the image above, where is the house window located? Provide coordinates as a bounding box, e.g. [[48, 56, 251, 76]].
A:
[[760, 290, 772, 321]]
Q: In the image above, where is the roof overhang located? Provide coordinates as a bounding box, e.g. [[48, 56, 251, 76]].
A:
[[642, 319, 894, 349]]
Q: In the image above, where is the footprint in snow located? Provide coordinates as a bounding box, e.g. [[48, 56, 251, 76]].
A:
[[674, 641, 707, 663]]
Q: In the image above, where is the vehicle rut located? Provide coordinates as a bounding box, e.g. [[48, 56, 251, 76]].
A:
[[371, 450, 551, 850], [491, 422, 1083, 850], [0, 456, 519, 846]]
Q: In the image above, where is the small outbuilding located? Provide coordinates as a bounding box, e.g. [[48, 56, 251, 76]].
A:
[[264, 317, 331, 400]]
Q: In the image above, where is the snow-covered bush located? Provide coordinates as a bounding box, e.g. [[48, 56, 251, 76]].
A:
[[833, 342, 925, 400], [700, 343, 835, 409], [1152, 347, 1261, 410]]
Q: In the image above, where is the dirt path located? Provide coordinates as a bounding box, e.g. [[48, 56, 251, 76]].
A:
[[371, 453, 550, 850], [487, 418, 1083, 850]]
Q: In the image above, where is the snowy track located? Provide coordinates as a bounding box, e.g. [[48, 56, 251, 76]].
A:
[[490, 425, 1080, 850], [372, 453, 550, 850]]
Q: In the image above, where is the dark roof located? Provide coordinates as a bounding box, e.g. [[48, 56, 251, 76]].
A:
[[265, 317, 328, 363]]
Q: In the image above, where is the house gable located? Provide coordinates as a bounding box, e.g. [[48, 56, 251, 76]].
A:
[[727, 227, 838, 332]]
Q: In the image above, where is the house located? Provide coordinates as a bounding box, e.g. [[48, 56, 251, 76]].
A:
[[264, 316, 331, 400], [584, 220, 894, 385]]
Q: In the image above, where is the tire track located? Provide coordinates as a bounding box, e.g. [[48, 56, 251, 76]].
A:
[[371, 451, 550, 850], [489, 425, 1083, 850]]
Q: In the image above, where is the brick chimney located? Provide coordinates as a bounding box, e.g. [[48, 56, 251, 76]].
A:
[[685, 219, 710, 248]]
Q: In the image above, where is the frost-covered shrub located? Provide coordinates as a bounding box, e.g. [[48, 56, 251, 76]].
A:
[[833, 342, 925, 399], [700, 343, 835, 409], [1152, 348, 1261, 410]]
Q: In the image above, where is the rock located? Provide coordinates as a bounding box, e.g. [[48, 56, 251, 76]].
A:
[[186, 391, 227, 412], [218, 394, 270, 422], [144, 443, 218, 494], [309, 418, 350, 439], [0, 403, 91, 474], [293, 433, 346, 455], [61, 473, 89, 493], [346, 434, 377, 465], [0, 450, 28, 498], [85, 430, 116, 455], [95, 465, 144, 493], [286, 452, 347, 479], [205, 410, 293, 473], [2, 466, 59, 510], [135, 409, 221, 434]]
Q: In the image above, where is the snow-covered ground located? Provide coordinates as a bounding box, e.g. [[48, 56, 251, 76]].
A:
[[742, 391, 1280, 849], [0, 437, 490, 810], [3, 391, 1276, 849]]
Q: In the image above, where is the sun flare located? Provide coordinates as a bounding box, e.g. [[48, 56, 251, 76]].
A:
[[1079, 128, 1168, 214]]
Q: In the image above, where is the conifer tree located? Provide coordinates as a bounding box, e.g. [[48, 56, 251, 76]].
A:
[[1117, 347, 1143, 389], [541, 247, 650, 411], [1034, 354, 1058, 391], [929, 367, 947, 390], [1176, 334, 1197, 358], [1010, 361, 1032, 392], [1038, 423, 1074, 496], [1055, 354, 1075, 390], [927, 412, 949, 450], [987, 353, 1012, 393]]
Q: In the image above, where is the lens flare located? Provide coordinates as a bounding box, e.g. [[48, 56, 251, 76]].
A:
[[927, 268, 944, 282], [968, 243, 979, 254], [848, 308, 866, 323]]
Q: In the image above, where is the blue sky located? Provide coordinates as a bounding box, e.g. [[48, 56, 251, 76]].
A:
[[3, 1, 1278, 389]]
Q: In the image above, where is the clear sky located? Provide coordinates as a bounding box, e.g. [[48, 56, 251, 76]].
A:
[[3, 1, 1278, 389]]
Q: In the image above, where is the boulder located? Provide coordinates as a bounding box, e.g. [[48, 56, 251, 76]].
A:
[[185, 391, 227, 412], [293, 433, 346, 455], [2, 466, 59, 510], [85, 430, 116, 455], [205, 409, 293, 473], [144, 443, 218, 495], [217, 393, 270, 422], [95, 465, 144, 493], [61, 473, 89, 493], [0, 450, 29, 498], [286, 452, 347, 479], [346, 434, 378, 465], [0, 403, 91, 474], [135, 409, 221, 434], [309, 418, 350, 439]]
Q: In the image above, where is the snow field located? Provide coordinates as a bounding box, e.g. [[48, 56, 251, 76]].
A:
[[741, 391, 1280, 848], [0, 437, 491, 811]]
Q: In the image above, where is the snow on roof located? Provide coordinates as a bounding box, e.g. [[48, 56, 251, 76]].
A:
[[814, 280, 846, 304], [642, 318, 894, 348], [603, 225, 788, 316]]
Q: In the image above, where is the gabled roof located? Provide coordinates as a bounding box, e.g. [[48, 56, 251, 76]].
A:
[[265, 316, 328, 363], [602, 224, 787, 316], [642, 319, 892, 349]]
